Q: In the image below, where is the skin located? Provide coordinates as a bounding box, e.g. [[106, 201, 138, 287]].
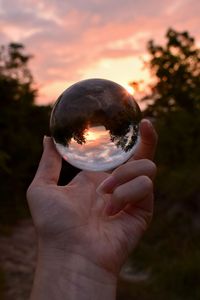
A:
[[27, 118, 157, 300]]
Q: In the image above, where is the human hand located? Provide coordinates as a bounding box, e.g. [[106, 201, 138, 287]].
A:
[[27, 119, 157, 300]]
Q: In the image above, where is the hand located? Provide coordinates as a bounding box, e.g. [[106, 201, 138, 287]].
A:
[[27, 119, 157, 300]]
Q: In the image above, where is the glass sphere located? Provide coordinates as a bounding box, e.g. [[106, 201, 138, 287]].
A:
[[50, 78, 141, 172]]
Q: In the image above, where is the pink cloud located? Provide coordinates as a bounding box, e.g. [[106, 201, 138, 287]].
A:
[[0, 0, 199, 104]]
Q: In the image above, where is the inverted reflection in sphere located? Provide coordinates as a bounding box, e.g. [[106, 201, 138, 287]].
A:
[[50, 78, 141, 171]]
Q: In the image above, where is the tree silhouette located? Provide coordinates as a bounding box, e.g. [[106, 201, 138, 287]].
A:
[[0, 43, 51, 224], [124, 29, 200, 300], [143, 28, 200, 117], [0, 43, 36, 106], [140, 28, 200, 167]]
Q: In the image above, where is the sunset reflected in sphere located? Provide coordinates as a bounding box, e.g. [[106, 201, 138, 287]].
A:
[[50, 78, 141, 171]]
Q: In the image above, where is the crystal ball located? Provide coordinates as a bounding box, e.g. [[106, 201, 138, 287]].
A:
[[50, 78, 141, 172]]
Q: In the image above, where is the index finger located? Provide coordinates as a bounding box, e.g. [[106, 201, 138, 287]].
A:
[[132, 119, 158, 161]]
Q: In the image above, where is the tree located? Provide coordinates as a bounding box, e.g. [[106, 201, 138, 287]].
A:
[[139, 29, 200, 167], [0, 43, 51, 224], [0, 43, 33, 83], [125, 30, 200, 300], [143, 28, 200, 117], [130, 28, 200, 234], [0, 43, 36, 106]]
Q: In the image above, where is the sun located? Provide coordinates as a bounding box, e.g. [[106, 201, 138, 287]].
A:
[[121, 83, 135, 95], [86, 129, 98, 141], [85, 126, 109, 142]]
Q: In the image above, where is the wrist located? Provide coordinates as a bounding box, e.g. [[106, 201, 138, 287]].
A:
[[31, 244, 117, 300]]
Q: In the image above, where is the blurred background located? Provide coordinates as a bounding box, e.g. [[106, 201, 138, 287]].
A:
[[0, 1, 200, 299]]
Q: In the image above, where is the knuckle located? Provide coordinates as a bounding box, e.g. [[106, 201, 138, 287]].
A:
[[112, 186, 123, 203]]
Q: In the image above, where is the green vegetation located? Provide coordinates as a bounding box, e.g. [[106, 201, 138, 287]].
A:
[[0, 43, 51, 224], [0, 28, 200, 299], [118, 28, 200, 299]]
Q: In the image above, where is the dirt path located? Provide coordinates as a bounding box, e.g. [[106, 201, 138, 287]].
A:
[[0, 219, 149, 300], [0, 220, 37, 300]]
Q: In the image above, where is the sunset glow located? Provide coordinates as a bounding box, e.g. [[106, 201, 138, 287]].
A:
[[55, 124, 138, 171], [0, 0, 199, 105], [122, 83, 135, 95], [85, 127, 107, 142]]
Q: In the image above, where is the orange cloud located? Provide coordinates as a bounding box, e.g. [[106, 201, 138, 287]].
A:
[[0, 0, 199, 104]]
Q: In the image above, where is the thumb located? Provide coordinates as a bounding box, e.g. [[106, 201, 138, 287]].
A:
[[133, 119, 158, 160], [32, 136, 62, 185]]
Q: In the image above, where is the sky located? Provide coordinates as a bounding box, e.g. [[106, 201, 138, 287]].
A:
[[0, 0, 200, 105], [56, 125, 137, 171]]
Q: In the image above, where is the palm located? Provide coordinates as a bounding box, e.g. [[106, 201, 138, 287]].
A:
[[33, 170, 147, 274]]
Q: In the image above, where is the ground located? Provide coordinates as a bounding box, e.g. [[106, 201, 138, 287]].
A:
[[0, 220, 36, 300], [0, 219, 149, 300]]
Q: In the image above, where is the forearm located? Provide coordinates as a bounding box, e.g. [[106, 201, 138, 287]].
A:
[[30, 246, 117, 300]]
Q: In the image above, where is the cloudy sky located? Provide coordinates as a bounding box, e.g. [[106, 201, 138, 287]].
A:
[[0, 0, 199, 104], [56, 125, 137, 171]]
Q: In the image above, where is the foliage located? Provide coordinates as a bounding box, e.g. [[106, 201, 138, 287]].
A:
[[0, 43, 79, 225], [141, 28, 200, 180], [146, 28, 200, 203], [0, 43, 36, 106], [0, 43, 51, 224], [144, 28, 200, 116], [118, 28, 200, 300]]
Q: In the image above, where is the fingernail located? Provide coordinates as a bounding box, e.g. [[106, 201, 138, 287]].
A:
[[96, 176, 116, 195], [43, 135, 49, 148], [141, 118, 153, 129]]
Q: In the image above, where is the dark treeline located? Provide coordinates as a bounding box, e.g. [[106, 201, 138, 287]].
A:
[[0, 43, 49, 223], [0, 43, 78, 224], [1, 29, 200, 299], [119, 28, 200, 300]]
